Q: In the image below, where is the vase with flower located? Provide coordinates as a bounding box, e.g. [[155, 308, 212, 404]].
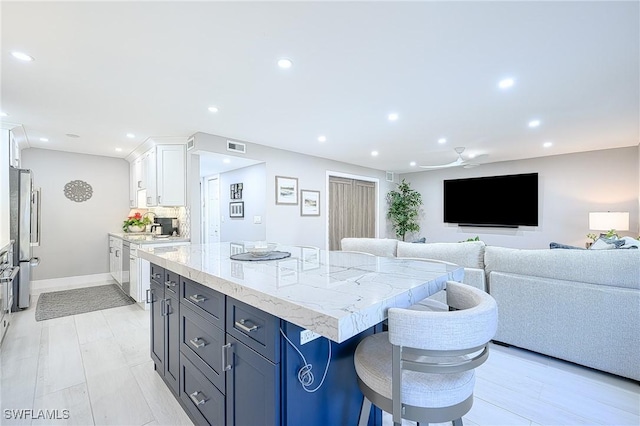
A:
[[123, 212, 151, 233]]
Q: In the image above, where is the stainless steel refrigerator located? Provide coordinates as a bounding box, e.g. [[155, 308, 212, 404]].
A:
[[9, 167, 40, 311]]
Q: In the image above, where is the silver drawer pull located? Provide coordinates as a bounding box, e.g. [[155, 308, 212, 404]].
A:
[[235, 319, 258, 333], [189, 337, 207, 349], [189, 294, 206, 303], [189, 391, 207, 406], [222, 343, 233, 371], [153, 273, 162, 279], [165, 280, 177, 288]]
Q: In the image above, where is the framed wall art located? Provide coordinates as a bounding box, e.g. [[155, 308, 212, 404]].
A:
[[230, 183, 243, 199], [275, 176, 298, 205], [300, 189, 320, 216], [229, 201, 244, 218]]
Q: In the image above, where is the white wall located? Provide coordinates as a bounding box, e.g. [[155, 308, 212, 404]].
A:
[[219, 164, 267, 241], [189, 132, 396, 249], [402, 147, 639, 249], [0, 130, 9, 248], [21, 148, 130, 279]]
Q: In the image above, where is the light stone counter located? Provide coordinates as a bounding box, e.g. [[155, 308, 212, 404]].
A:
[[137, 242, 464, 343], [108, 232, 190, 245]]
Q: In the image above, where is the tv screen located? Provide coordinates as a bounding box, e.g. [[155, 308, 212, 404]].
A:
[[443, 173, 538, 227]]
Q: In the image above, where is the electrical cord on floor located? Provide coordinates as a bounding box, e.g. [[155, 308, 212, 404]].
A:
[[280, 328, 332, 393]]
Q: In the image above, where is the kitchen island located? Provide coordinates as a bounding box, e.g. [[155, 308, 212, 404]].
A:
[[138, 242, 463, 426]]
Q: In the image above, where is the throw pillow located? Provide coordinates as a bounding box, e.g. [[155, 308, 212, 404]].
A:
[[412, 237, 426, 243], [589, 237, 625, 250], [549, 242, 585, 250]]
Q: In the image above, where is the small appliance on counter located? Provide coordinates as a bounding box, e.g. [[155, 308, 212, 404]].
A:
[[154, 217, 179, 236]]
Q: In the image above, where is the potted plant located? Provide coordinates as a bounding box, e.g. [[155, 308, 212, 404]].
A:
[[123, 212, 151, 233], [386, 179, 423, 241]]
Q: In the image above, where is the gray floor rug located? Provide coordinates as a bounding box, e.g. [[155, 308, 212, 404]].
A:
[[35, 284, 135, 321]]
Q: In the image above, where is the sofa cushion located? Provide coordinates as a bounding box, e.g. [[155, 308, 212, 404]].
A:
[[485, 246, 640, 290], [397, 241, 486, 269], [340, 237, 398, 257], [589, 237, 626, 250]]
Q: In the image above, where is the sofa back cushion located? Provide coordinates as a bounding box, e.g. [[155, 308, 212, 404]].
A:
[[484, 246, 640, 290], [396, 241, 486, 269], [340, 238, 398, 257]]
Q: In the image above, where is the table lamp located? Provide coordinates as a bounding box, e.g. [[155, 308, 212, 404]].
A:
[[588, 211, 629, 238]]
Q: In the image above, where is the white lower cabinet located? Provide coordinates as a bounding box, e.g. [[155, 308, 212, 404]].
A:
[[131, 241, 190, 310], [109, 236, 123, 285]]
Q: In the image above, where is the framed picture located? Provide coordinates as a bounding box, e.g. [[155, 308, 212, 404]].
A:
[[230, 183, 243, 199], [275, 176, 298, 205], [229, 201, 244, 218], [300, 190, 320, 216]]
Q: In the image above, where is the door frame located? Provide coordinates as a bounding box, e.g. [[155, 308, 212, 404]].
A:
[[325, 171, 380, 251]]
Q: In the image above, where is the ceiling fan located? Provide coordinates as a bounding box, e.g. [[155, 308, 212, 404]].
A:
[[419, 147, 486, 169]]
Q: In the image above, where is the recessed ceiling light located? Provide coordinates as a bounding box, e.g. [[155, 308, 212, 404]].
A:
[[277, 58, 293, 69], [115, 147, 123, 152], [410, 161, 416, 167], [371, 150, 379, 157], [543, 141, 553, 148], [66, 133, 80, 138], [39, 138, 48, 142], [223, 158, 231, 164], [388, 113, 399, 121], [208, 106, 219, 113], [438, 138, 447, 144], [317, 135, 327, 142], [11, 51, 34, 62], [0, 112, 8, 117], [126, 133, 135, 138], [498, 78, 515, 89], [528, 120, 541, 128]]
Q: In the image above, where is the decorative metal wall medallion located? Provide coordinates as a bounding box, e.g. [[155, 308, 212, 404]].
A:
[[64, 180, 93, 202]]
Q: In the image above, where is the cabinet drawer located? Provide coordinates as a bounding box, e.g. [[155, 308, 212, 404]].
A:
[[150, 263, 164, 284], [226, 298, 280, 363], [164, 270, 179, 296], [181, 277, 225, 330], [180, 355, 225, 426], [180, 304, 225, 394]]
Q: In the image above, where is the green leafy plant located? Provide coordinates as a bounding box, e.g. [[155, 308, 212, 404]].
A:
[[587, 230, 619, 242], [460, 236, 481, 242], [386, 179, 423, 241]]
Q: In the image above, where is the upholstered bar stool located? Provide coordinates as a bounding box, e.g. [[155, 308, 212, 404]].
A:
[[354, 281, 498, 426]]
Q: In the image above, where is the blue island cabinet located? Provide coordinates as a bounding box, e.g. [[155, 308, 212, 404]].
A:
[[149, 264, 380, 426]]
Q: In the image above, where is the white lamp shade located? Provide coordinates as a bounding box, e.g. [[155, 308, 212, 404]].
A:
[[588, 212, 629, 231]]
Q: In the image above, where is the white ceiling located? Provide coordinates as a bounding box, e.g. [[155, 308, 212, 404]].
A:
[[2, 1, 638, 173]]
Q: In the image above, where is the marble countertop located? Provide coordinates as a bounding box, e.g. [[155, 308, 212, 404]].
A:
[[137, 242, 464, 343], [109, 232, 190, 245]]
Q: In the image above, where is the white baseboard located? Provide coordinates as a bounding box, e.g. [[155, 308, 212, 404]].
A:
[[31, 273, 115, 293]]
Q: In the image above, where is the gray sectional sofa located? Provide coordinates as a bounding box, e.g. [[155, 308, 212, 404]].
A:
[[339, 237, 640, 381]]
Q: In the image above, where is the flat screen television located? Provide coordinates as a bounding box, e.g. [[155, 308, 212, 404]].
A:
[[443, 173, 538, 227]]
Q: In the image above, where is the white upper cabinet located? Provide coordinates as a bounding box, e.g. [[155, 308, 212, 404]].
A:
[[128, 144, 185, 208], [156, 144, 185, 206], [145, 149, 157, 206]]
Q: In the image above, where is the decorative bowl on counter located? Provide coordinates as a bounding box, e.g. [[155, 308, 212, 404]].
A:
[[245, 242, 278, 257], [128, 225, 146, 233]]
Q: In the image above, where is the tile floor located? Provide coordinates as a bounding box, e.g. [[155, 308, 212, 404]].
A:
[[1, 279, 638, 426]]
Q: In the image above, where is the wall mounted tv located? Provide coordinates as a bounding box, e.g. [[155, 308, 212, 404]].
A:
[[443, 173, 539, 228]]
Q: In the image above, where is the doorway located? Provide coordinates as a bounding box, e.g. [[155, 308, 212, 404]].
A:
[[203, 175, 220, 244], [327, 175, 377, 250]]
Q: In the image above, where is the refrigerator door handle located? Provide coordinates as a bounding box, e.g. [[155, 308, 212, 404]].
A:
[[29, 257, 40, 267], [31, 188, 41, 247]]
